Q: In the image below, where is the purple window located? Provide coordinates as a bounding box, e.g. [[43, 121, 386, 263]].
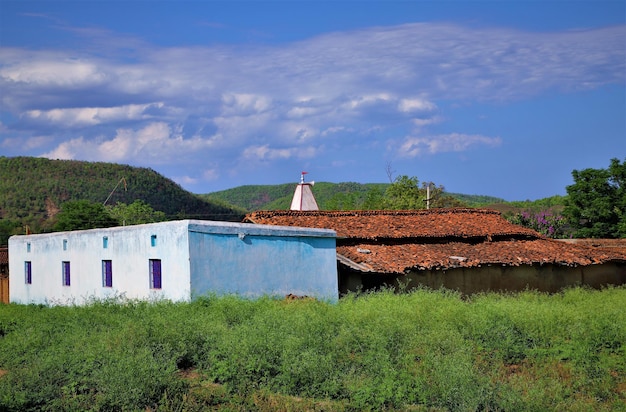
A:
[[25, 261, 32, 284], [149, 259, 162, 289], [102, 260, 112, 287], [62, 261, 71, 286]]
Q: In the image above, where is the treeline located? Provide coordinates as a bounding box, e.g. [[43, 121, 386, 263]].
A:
[[205, 158, 626, 239], [2, 156, 623, 242], [0, 157, 245, 242], [203, 180, 505, 212]]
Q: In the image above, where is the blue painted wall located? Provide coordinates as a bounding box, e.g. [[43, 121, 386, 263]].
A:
[[188, 221, 338, 301]]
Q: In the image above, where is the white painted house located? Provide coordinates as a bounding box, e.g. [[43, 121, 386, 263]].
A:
[[8, 220, 338, 305]]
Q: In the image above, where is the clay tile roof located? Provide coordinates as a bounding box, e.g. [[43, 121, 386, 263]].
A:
[[557, 239, 626, 255], [337, 239, 626, 274], [245, 208, 626, 273], [245, 208, 540, 240]]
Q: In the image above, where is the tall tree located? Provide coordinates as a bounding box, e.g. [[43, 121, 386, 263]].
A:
[[564, 158, 626, 238], [107, 200, 167, 226], [53, 200, 118, 232], [381, 175, 466, 210], [384, 175, 425, 209]]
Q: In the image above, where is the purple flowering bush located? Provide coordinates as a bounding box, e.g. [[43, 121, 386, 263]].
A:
[[508, 210, 569, 238]]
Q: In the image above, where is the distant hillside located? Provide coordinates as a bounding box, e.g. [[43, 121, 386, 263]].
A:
[[202, 181, 506, 211], [0, 157, 245, 229]]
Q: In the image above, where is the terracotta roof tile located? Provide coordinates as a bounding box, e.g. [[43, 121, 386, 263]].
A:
[[557, 239, 626, 255], [337, 239, 626, 274], [245, 209, 626, 273], [245, 208, 540, 240]]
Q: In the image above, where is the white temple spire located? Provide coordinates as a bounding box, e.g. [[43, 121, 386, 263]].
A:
[[290, 172, 319, 211]]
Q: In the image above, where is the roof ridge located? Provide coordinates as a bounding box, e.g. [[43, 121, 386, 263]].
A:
[[248, 208, 500, 217]]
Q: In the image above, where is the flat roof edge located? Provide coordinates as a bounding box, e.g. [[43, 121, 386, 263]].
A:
[[187, 220, 336, 238], [8, 219, 336, 241]]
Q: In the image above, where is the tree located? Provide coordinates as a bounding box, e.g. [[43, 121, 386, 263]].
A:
[[53, 200, 118, 232], [0, 218, 21, 245], [563, 158, 626, 238], [384, 175, 425, 209], [381, 175, 466, 210], [107, 200, 167, 226], [362, 186, 386, 210]]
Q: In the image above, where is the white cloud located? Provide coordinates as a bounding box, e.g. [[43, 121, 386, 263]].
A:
[[0, 58, 107, 87], [1, 20, 623, 189], [286, 106, 321, 119], [398, 98, 436, 113], [242, 144, 319, 161], [42, 122, 217, 163], [176, 175, 199, 185], [202, 168, 220, 181], [221, 93, 272, 115], [344, 93, 394, 110], [399, 133, 502, 157], [411, 116, 443, 127], [24, 102, 164, 127]]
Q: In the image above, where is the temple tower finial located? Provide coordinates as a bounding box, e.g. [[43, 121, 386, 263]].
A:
[[290, 172, 319, 211]]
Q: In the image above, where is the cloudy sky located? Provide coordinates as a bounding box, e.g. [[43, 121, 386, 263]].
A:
[[1, 1, 624, 201]]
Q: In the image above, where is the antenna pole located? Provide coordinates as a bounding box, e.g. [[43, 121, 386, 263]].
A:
[[103, 177, 127, 206]]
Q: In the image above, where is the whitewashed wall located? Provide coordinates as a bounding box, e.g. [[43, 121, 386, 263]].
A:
[[9, 221, 191, 305]]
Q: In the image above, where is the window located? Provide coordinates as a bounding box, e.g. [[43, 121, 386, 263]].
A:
[[102, 260, 112, 287], [103, 236, 109, 249], [150, 235, 157, 247], [25, 261, 32, 284], [62, 261, 71, 286], [27, 243, 31, 253], [149, 259, 162, 289], [63, 239, 68, 251]]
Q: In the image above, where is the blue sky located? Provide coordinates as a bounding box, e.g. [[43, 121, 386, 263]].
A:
[[1, 1, 624, 201]]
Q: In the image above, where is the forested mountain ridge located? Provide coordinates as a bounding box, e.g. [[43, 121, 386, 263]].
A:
[[0, 157, 245, 232]]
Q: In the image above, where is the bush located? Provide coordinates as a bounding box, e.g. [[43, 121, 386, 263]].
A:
[[1, 287, 625, 411]]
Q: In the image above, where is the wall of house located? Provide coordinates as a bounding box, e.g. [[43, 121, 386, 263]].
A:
[[9, 221, 192, 305], [187, 222, 338, 301], [9, 220, 339, 305], [339, 263, 626, 295]]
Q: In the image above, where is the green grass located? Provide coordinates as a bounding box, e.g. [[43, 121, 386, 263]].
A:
[[1, 287, 625, 411]]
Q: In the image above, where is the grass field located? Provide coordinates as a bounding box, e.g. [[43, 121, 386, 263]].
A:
[[1, 286, 625, 411]]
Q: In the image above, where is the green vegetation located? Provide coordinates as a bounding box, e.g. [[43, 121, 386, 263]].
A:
[[1, 287, 625, 411], [0, 157, 245, 239], [203, 180, 503, 212], [106, 199, 167, 226], [53, 200, 118, 232], [3, 156, 624, 240], [564, 158, 626, 238]]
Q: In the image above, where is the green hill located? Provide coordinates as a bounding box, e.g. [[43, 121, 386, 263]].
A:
[[0, 156, 568, 241], [202, 181, 506, 211], [0, 157, 245, 233]]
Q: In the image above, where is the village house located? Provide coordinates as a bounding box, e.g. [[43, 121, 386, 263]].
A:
[[8, 220, 338, 305], [244, 208, 626, 295]]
